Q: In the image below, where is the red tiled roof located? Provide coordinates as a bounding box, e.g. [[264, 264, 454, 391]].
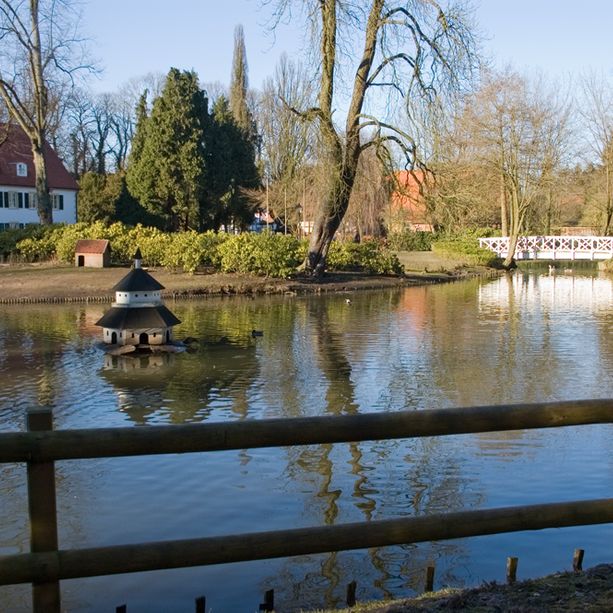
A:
[[75, 239, 110, 254], [0, 123, 78, 190]]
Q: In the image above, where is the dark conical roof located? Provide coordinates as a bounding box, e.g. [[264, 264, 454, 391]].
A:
[[95, 305, 181, 329], [112, 267, 165, 292]]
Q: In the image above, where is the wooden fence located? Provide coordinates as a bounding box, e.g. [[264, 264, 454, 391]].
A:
[[1, 399, 612, 612]]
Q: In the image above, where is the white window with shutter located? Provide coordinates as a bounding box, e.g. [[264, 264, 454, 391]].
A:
[[51, 194, 64, 210], [7, 192, 19, 208]]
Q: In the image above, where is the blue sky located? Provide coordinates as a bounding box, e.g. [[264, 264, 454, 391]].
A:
[[81, 1, 613, 94]]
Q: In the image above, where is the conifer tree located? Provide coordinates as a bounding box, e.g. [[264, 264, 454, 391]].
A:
[[204, 96, 259, 230], [229, 25, 253, 134], [126, 69, 207, 231]]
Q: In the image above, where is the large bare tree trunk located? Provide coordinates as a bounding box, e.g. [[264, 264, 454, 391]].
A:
[[305, 0, 383, 276], [307, 170, 354, 274], [31, 141, 52, 224]]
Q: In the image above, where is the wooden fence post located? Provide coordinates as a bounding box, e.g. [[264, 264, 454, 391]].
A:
[[346, 580, 357, 606], [425, 565, 435, 592], [259, 588, 274, 611], [506, 557, 518, 584], [195, 595, 206, 613], [27, 408, 60, 613], [573, 548, 584, 572]]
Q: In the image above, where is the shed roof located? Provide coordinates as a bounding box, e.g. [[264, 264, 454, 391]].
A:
[[0, 123, 79, 190], [95, 305, 181, 329], [75, 239, 110, 254], [112, 267, 165, 292]]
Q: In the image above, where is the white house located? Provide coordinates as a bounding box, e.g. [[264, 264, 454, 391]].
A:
[[0, 123, 78, 230]]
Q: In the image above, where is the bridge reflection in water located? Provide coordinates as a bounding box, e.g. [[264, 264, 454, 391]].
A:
[[479, 272, 613, 312], [479, 235, 613, 260]]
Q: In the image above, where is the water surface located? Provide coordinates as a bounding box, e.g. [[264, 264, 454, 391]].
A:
[[1, 271, 612, 611]]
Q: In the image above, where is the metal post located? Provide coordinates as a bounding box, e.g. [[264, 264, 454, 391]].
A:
[[27, 408, 60, 613]]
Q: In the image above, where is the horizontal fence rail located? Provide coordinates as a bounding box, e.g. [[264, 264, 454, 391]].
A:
[[1, 398, 612, 612], [1, 399, 612, 463], [1, 499, 612, 585]]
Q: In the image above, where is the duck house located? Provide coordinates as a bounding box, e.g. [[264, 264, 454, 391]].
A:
[[95, 249, 181, 350], [74, 239, 111, 268]]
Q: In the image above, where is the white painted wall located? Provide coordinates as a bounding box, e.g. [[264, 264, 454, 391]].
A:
[[0, 187, 77, 227], [102, 327, 172, 346], [114, 291, 162, 306]]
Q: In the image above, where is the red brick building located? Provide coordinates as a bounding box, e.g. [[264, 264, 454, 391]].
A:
[[388, 170, 433, 232]]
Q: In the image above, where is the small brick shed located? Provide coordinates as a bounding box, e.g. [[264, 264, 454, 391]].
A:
[[75, 239, 111, 268]]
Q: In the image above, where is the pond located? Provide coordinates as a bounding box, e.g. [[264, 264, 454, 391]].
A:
[[1, 271, 612, 612]]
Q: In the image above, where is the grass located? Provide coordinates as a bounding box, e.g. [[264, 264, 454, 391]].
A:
[[300, 564, 613, 612]]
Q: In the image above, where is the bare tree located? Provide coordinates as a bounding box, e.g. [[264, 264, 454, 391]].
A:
[[0, 0, 91, 223], [108, 73, 164, 172], [580, 72, 613, 235], [64, 87, 94, 175], [454, 70, 570, 266], [256, 54, 316, 228], [345, 146, 390, 239], [258, 55, 314, 183], [265, 0, 476, 275], [108, 92, 134, 171]]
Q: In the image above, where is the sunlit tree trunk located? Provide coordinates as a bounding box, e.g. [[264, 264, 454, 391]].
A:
[[306, 0, 382, 275], [31, 141, 52, 224]]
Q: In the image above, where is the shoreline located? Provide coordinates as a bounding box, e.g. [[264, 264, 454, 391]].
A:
[[315, 563, 613, 612], [0, 261, 496, 305]]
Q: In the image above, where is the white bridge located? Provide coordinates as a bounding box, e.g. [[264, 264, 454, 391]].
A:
[[479, 236, 613, 261]]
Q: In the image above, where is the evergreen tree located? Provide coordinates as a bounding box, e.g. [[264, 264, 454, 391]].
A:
[[204, 96, 259, 230], [130, 91, 149, 162], [229, 25, 253, 134], [77, 172, 117, 223], [79, 171, 161, 227], [126, 69, 207, 231]]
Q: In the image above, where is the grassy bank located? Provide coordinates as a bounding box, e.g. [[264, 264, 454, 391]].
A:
[[309, 563, 613, 612], [0, 254, 491, 304]]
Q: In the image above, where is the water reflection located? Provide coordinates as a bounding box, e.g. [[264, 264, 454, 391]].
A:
[[100, 341, 259, 425], [0, 274, 612, 612]]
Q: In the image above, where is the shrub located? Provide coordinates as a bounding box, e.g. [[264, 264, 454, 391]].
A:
[[11, 221, 407, 276], [218, 232, 305, 277], [14, 231, 58, 261], [160, 231, 227, 274], [2, 225, 56, 261], [327, 240, 404, 275], [431, 236, 499, 266], [387, 229, 434, 252]]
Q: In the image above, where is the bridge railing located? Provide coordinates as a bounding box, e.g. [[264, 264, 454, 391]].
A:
[[479, 236, 613, 260], [1, 399, 613, 612]]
